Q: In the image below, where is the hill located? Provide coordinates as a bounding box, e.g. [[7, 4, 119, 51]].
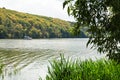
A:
[[0, 8, 87, 39]]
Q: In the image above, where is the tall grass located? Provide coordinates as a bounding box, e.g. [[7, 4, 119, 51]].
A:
[[46, 55, 120, 80], [0, 63, 3, 75], [0, 63, 4, 80]]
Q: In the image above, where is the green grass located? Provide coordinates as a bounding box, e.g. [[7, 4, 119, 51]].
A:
[[0, 63, 4, 80], [45, 55, 120, 80], [0, 63, 4, 75]]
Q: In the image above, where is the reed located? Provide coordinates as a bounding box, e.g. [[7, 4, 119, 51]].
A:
[[0, 63, 4, 80], [46, 55, 120, 80], [0, 63, 4, 75]]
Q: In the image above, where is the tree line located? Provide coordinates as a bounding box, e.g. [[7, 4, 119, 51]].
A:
[[0, 8, 87, 39]]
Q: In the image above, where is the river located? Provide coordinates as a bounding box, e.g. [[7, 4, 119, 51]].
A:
[[0, 38, 105, 80]]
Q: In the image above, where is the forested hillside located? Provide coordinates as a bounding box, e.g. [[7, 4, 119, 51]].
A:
[[0, 8, 87, 39]]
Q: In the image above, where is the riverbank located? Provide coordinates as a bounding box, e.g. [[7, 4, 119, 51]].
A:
[[45, 55, 120, 80]]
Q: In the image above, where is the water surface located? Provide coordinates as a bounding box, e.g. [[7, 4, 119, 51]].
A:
[[0, 38, 105, 80]]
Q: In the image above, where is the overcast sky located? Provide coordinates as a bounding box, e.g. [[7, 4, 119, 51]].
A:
[[0, 0, 74, 21]]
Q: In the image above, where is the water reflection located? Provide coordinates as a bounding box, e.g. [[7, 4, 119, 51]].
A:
[[0, 48, 65, 80], [0, 39, 105, 80]]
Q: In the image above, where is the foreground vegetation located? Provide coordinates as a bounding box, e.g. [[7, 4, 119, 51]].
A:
[[0, 63, 4, 80], [64, 0, 120, 62], [45, 55, 120, 80], [0, 63, 3, 75], [0, 8, 87, 39]]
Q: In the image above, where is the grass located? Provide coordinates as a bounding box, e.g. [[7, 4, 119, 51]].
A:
[[0, 62, 4, 80], [0, 63, 4, 75], [45, 55, 120, 80]]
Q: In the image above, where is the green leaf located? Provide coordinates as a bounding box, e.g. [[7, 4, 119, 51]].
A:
[[63, 1, 68, 9], [67, 7, 70, 16]]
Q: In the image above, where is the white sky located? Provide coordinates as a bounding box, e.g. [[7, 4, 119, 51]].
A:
[[0, 0, 74, 21]]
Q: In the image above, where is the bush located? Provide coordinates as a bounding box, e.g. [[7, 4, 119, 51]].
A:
[[46, 55, 120, 80]]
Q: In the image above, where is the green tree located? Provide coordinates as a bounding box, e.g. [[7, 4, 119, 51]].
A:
[[0, 8, 86, 39], [0, 25, 7, 38], [63, 0, 120, 62], [0, 17, 2, 25], [29, 27, 42, 38], [13, 24, 24, 38]]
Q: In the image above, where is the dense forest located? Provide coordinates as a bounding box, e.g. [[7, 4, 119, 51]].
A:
[[0, 8, 87, 39]]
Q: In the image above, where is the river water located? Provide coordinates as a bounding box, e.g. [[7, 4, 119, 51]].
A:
[[0, 38, 105, 80]]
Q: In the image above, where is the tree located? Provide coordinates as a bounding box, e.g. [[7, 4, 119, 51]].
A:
[[63, 0, 120, 62], [0, 17, 2, 25], [0, 25, 7, 38]]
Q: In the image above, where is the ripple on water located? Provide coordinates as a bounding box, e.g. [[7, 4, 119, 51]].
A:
[[0, 48, 61, 79]]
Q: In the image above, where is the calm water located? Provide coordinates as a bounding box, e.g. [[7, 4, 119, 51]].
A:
[[0, 38, 105, 80]]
